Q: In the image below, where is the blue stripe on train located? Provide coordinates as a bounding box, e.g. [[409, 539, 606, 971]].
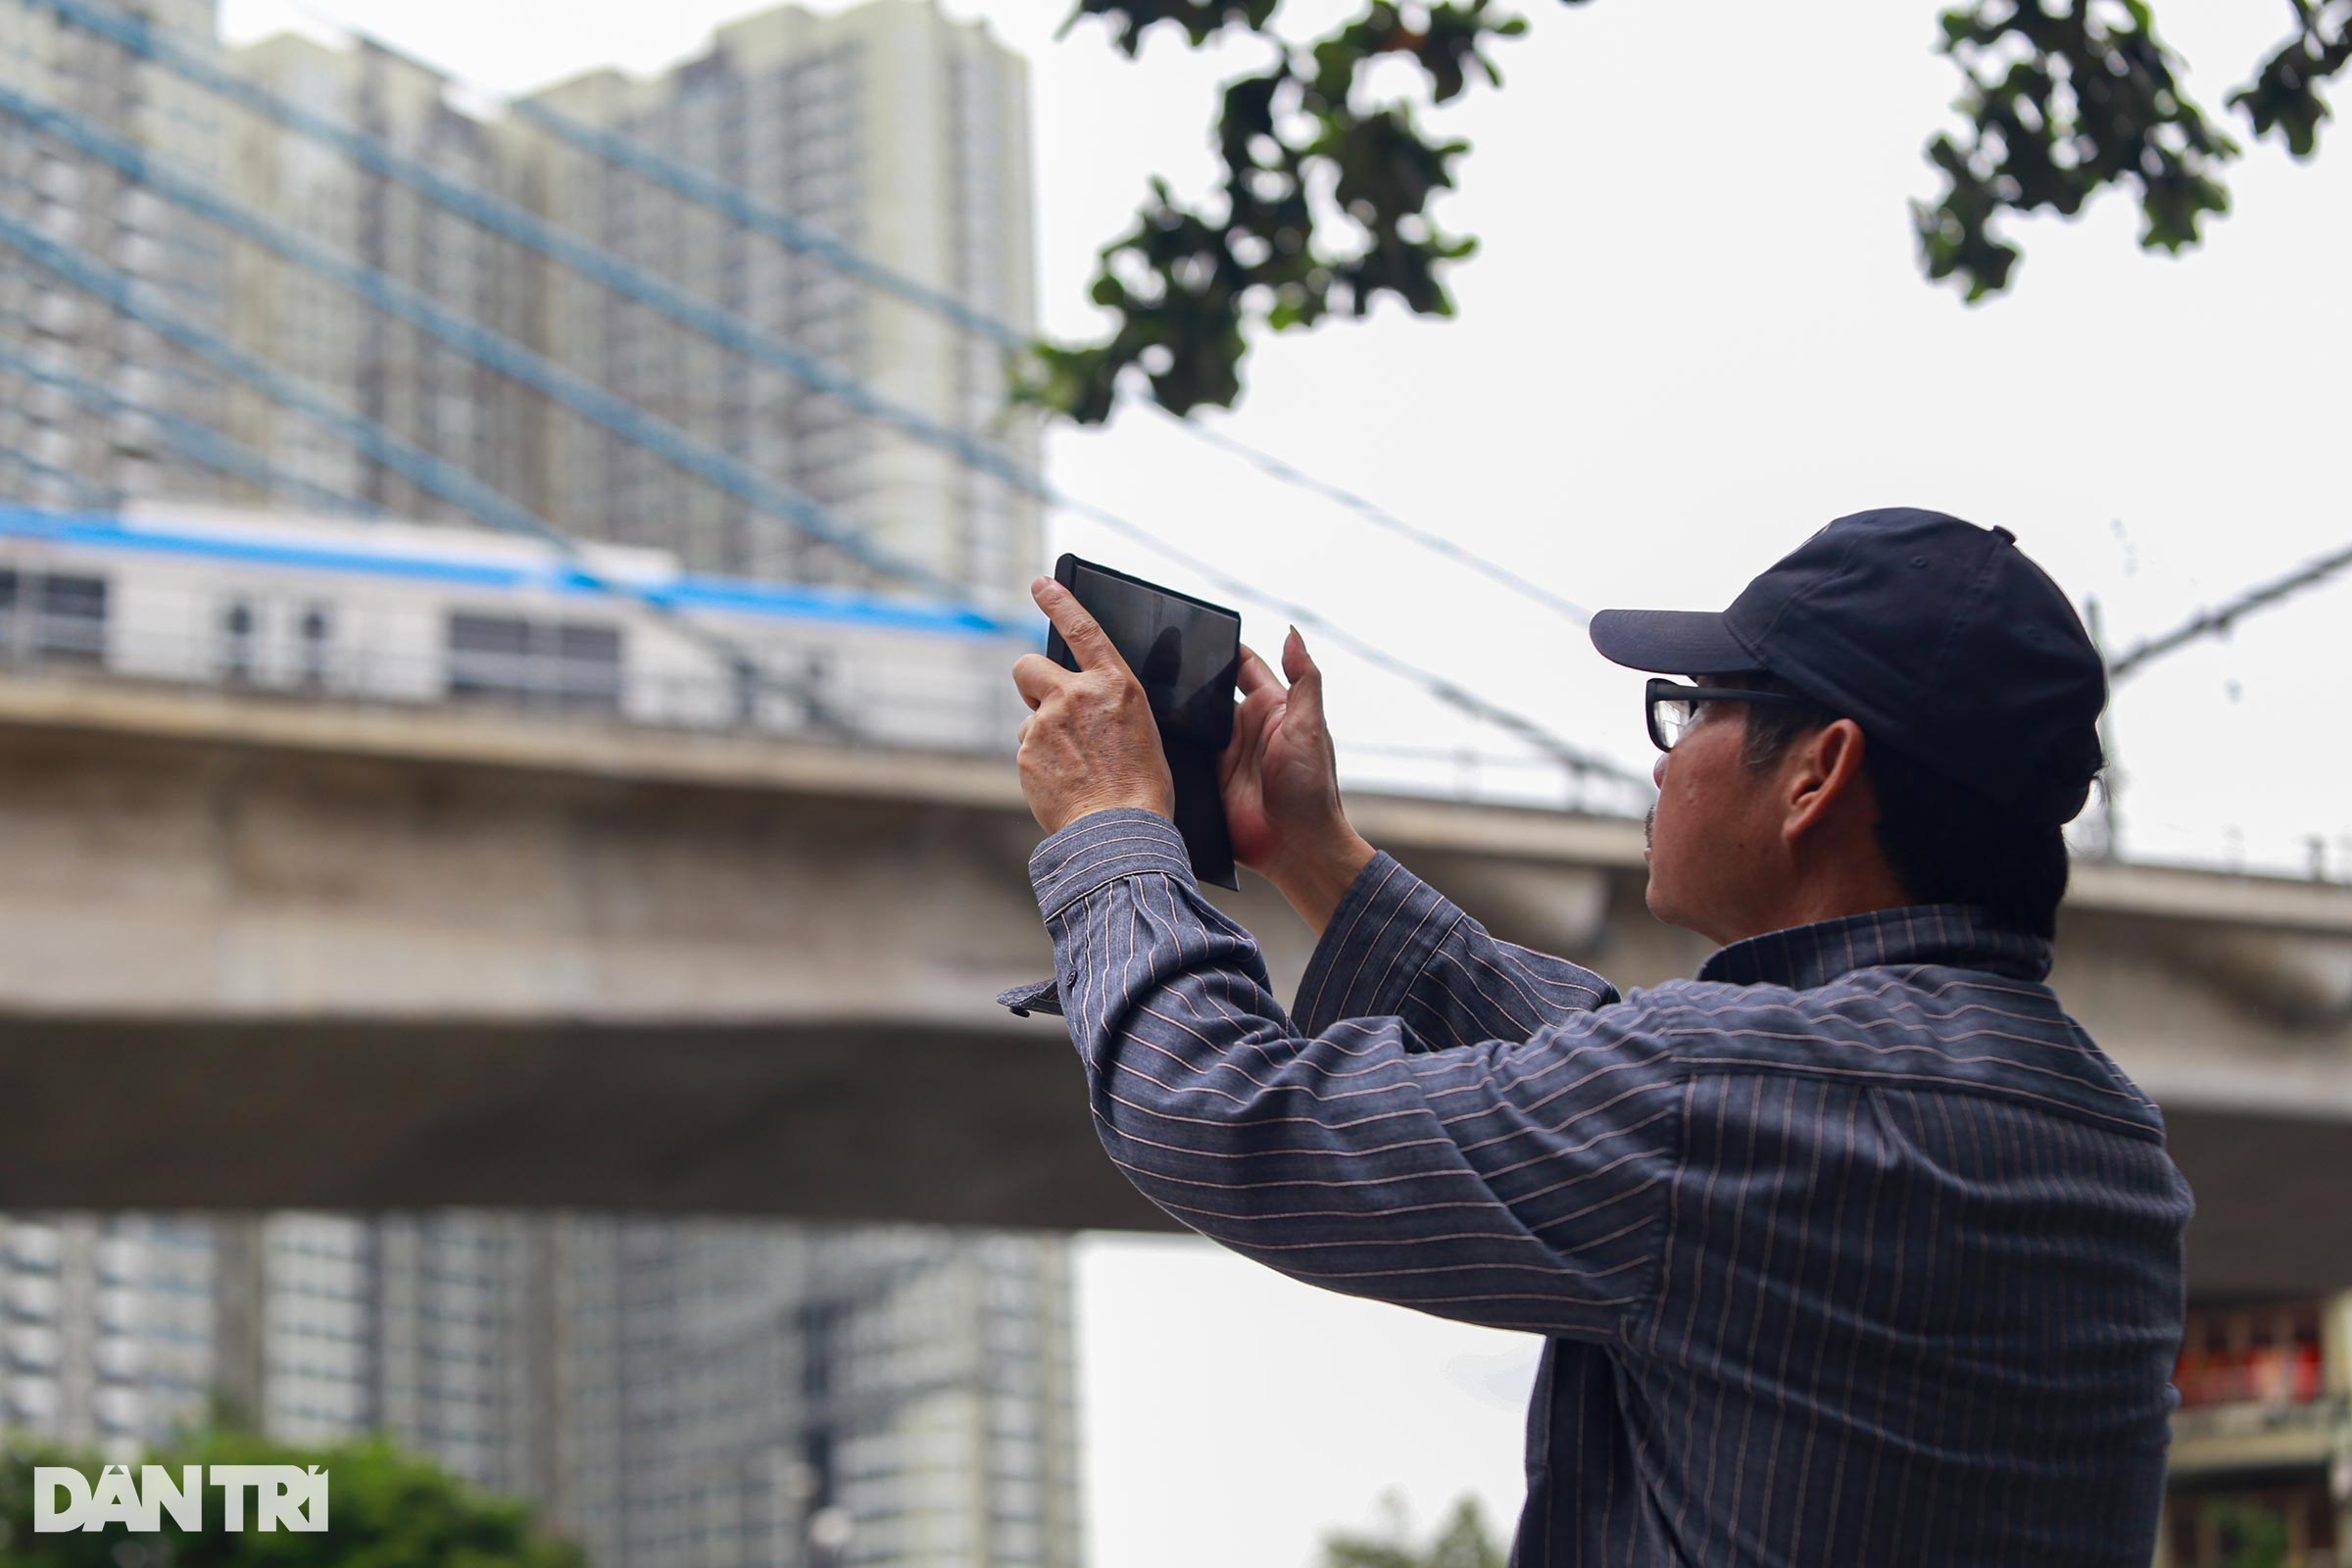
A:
[[0, 504, 1015, 638]]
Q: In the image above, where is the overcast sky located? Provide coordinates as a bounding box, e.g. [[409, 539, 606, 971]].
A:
[[212, 0, 2352, 1560]]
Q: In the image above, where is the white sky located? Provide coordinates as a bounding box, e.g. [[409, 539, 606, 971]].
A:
[[210, 0, 2352, 1560]]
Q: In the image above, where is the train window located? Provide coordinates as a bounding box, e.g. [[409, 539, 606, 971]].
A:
[[299, 606, 331, 687], [550, 623, 622, 709], [41, 575, 107, 620], [220, 600, 255, 683], [28, 572, 106, 663], [554, 623, 618, 662], [449, 613, 530, 658], [446, 612, 623, 712], [449, 613, 538, 704]]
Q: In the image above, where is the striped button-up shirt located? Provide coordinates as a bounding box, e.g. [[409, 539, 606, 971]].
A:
[[1013, 809, 2192, 1567]]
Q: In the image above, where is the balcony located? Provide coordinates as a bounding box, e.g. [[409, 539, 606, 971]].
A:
[[2170, 1392, 2349, 1476]]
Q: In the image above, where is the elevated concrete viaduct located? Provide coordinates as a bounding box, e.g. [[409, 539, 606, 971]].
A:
[[2, 673, 2348, 1297]]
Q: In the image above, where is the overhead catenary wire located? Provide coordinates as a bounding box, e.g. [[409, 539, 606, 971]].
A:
[[26, 0, 1025, 605], [2108, 537, 2352, 680], [478, 18, 1576, 633], [0, 204, 855, 723], [21, 0, 1049, 609], [278, 1, 1592, 626], [1152, 404, 1593, 625], [0, 443, 118, 510], [31, 0, 1630, 782], [264, 0, 1625, 779], [0, 76, 975, 610], [0, 311, 384, 519], [1055, 492, 1645, 789]]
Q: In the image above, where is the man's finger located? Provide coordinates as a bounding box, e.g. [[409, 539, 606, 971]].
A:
[[1011, 652, 1069, 710], [1032, 577, 1130, 676], [1223, 681, 1279, 780], [1235, 643, 1285, 700], [1217, 710, 1251, 786]]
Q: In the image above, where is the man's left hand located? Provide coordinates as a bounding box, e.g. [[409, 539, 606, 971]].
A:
[[1012, 576, 1174, 835]]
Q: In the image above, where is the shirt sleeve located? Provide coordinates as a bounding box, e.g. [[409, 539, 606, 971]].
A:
[[1032, 809, 1683, 1344], [1293, 850, 1620, 1044]]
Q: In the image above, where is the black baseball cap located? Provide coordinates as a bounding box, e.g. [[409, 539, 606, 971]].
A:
[[1589, 508, 2106, 823]]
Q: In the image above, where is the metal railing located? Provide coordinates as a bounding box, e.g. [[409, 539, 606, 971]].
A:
[[0, 612, 1024, 756], [0, 605, 1673, 821]]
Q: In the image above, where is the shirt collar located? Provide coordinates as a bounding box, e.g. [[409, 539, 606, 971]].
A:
[[1696, 905, 2052, 990]]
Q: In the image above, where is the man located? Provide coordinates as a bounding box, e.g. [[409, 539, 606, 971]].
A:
[[1007, 508, 2191, 1566]]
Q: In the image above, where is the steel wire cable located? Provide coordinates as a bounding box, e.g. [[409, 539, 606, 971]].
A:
[[0, 204, 860, 719], [35, 0, 1632, 782], [269, 0, 1627, 781], [2108, 539, 2352, 680]]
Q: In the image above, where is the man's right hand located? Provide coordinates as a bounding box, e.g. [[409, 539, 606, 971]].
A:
[[1219, 627, 1376, 936]]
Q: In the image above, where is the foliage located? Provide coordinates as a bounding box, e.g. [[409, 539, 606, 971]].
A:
[[1033, 0, 2352, 422], [0, 1429, 587, 1568], [1317, 1491, 1507, 1568], [1027, 0, 1537, 422], [2200, 1497, 2291, 1568], [1916, 0, 2352, 299]]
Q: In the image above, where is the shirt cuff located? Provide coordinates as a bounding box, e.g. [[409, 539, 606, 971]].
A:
[[1028, 808, 1195, 920], [1291, 850, 1462, 1033], [996, 976, 1063, 1018]]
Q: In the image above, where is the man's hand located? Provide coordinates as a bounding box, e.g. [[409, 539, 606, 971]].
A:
[[1219, 627, 1374, 935], [1012, 576, 1175, 835]]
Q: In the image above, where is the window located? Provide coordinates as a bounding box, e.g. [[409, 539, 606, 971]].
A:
[[446, 612, 624, 711], [298, 604, 331, 687], [220, 599, 254, 682], [0, 568, 107, 664], [2175, 1300, 2327, 1407]]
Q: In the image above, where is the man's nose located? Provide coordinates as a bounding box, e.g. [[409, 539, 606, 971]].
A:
[[1652, 752, 1669, 789]]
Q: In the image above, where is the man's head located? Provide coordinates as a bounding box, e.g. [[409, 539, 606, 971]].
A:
[[1594, 510, 2105, 946]]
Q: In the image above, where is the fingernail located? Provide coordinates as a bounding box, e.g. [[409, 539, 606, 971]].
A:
[[1031, 576, 1051, 596]]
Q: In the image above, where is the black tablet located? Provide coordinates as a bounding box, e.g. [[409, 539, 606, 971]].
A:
[[1046, 554, 1242, 889]]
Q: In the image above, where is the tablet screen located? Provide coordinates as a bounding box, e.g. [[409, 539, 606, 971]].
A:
[[1056, 558, 1240, 750]]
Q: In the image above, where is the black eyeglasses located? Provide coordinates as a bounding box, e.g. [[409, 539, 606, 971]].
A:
[[1644, 678, 1822, 753]]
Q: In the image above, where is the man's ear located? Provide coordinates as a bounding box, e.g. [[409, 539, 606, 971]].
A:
[[1782, 718, 1870, 845]]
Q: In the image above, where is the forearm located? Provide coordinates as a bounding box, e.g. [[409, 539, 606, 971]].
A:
[[1293, 850, 1620, 1044], [1028, 810, 1670, 1343]]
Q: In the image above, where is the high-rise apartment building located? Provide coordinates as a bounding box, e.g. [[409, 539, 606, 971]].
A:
[[0, 1213, 216, 1451], [0, 1210, 1084, 1568], [507, 0, 1038, 603], [222, 33, 526, 523], [0, 0, 235, 512]]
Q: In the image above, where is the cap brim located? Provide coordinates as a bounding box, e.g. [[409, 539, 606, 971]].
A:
[[1588, 608, 1754, 675]]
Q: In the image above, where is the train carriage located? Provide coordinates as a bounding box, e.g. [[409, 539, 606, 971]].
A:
[[0, 502, 1026, 755]]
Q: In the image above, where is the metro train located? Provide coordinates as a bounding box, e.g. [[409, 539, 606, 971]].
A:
[[0, 501, 1028, 752]]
